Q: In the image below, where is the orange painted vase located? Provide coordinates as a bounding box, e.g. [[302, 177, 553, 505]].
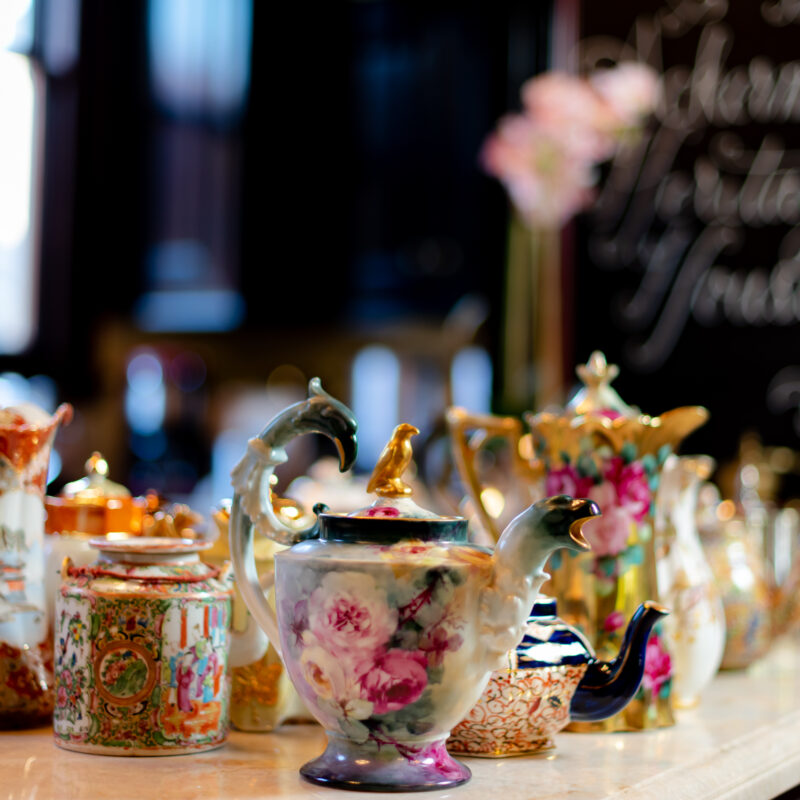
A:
[[54, 537, 232, 755]]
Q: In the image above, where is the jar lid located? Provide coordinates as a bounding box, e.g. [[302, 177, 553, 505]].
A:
[[89, 536, 212, 555], [318, 423, 468, 544], [61, 452, 131, 501]]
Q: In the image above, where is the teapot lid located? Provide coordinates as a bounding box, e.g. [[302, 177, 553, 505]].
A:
[[318, 423, 468, 544]]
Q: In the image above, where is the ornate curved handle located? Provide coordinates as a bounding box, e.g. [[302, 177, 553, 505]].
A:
[[446, 407, 539, 542], [229, 379, 358, 657], [230, 378, 358, 546]]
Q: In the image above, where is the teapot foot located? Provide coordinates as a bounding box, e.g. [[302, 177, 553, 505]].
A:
[[300, 732, 471, 792]]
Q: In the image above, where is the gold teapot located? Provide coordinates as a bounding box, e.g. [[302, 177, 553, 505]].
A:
[[447, 351, 708, 731]]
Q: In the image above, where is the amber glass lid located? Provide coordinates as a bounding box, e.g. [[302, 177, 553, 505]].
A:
[[46, 452, 143, 536], [60, 452, 131, 501]]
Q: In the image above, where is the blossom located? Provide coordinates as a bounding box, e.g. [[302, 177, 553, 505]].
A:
[[481, 113, 596, 228], [300, 645, 349, 701], [590, 62, 661, 127], [642, 633, 671, 695], [603, 610, 626, 634], [57, 686, 68, 708], [307, 571, 397, 658], [545, 464, 594, 499], [359, 649, 428, 715], [521, 71, 621, 161], [604, 457, 651, 521], [418, 625, 464, 667], [585, 482, 633, 556]]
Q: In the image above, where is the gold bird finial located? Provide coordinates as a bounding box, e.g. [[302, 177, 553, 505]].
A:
[[367, 423, 420, 498]]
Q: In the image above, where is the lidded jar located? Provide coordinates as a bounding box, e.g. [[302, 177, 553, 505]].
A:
[[54, 537, 233, 754], [44, 452, 145, 613]]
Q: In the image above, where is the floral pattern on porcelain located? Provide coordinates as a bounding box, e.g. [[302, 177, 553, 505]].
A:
[[54, 548, 232, 754], [544, 439, 674, 709], [448, 664, 588, 756], [279, 557, 472, 752]]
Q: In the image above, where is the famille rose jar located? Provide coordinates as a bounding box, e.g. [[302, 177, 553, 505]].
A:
[[447, 596, 666, 756], [54, 537, 233, 755], [230, 380, 600, 791], [448, 352, 708, 731], [0, 402, 71, 728]]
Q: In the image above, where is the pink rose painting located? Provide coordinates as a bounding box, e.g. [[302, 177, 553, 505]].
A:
[[545, 464, 594, 500], [585, 482, 632, 557], [360, 649, 428, 715], [306, 572, 398, 658], [642, 633, 672, 696], [290, 568, 465, 736]]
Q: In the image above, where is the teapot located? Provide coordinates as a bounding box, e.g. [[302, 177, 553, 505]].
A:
[[230, 379, 600, 792], [448, 596, 667, 756], [447, 351, 708, 731]]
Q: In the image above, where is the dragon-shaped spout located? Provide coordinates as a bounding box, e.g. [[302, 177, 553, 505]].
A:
[[480, 496, 600, 669]]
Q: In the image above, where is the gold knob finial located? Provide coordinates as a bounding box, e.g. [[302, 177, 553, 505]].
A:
[[85, 451, 109, 478], [576, 351, 619, 389], [366, 424, 420, 498]]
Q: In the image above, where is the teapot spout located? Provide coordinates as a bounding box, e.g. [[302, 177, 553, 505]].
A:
[[480, 496, 600, 669], [570, 602, 669, 722]]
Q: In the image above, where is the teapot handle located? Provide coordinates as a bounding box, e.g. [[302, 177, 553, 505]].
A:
[[230, 378, 358, 546], [446, 407, 541, 542], [228, 517, 283, 657]]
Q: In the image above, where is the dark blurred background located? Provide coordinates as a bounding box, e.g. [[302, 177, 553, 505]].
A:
[[1, 0, 799, 511]]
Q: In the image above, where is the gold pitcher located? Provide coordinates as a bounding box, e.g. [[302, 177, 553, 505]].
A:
[[447, 352, 708, 731]]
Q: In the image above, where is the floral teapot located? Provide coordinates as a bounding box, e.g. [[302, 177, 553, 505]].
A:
[[230, 379, 600, 792], [447, 352, 708, 731]]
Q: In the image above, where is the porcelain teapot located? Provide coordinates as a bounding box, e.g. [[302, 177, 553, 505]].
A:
[[448, 596, 667, 756], [230, 379, 600, 792]]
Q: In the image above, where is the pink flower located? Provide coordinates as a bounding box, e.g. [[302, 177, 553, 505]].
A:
[[603, 611, 626, 633], [418, 625, 464, 667], [365, 506, 401, 518], [481, 113, 596, 227], [521, 72, 621, 161], [307, 571, 397, 658], [545, 464, 594, 499], [605, 458, 651, 521], [642, 633, 672, 695], [57, 686, 67, 708], [61, 670, 73, 690], [359, 649, 428, 715], [585, 482, 633, 556], [416, 740, 467, 780], [590, 62, 660, 127]]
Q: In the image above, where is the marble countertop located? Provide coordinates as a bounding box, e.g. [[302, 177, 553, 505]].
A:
[[4, 639, 800, 800]]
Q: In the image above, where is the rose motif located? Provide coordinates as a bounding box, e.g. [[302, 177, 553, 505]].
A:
[[584, 482, 633, 556], [642, 633, 671, 695], [359, 649, 428, 715], [604, 457, 651, 521], [545, 464, 594, 499], [307, 571, 397, 658]]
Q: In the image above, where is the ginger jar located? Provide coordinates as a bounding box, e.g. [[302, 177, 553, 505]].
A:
[[54, 537, 233, 755]]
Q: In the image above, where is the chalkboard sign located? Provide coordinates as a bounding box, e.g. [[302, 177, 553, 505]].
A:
[[573, 0, 800, 470]]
